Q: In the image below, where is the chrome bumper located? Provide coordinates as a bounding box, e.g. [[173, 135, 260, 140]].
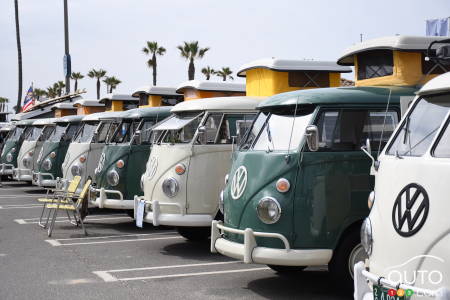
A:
[[211, 220, 332, 266], [32, 172, 56, 187], [12, 168, 32, 181], [0, 163, 14, 175], [90, 187, 133, 209], [354, 262, 450, 300], [134, 196, 213, 227]]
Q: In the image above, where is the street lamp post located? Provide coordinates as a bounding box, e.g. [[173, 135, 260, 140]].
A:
[[63, 0, 71, 94]]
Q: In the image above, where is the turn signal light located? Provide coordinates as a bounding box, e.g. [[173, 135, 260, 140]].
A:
[[175, 164, 186, 175], [276, 178, 290, 193], [49, 152, 56, 158], [79, 155, 86, 163], [116, 160, 125, 169], [28, 151, 34, 156]]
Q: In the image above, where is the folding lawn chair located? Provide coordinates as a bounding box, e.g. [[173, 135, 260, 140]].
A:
[[37, 176, 81, 228], [46, 179, 92, 237]]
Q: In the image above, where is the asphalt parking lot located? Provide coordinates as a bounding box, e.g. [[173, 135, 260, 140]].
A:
[[0, 180, 350, 300]]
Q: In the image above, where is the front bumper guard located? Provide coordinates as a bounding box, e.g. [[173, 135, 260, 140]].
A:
[[211, 220, 332, 266], [354, 261, 450, 300], [134, 196, 213, 227], [90, 187, 133, 210], [0, 163, 14, 175], [12, 168, 32, 181], [32, 171, 56, 187]]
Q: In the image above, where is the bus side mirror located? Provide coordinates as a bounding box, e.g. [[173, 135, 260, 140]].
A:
[[305, 125, 319, 152], [133, 130, 142, 144], [197, 125, 206, 144]]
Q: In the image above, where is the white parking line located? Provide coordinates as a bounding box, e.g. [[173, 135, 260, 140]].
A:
[[0, 204, 42, 209], [0, 194, 44, 198], [14, 216, 130, 224], [46, 235, 182, 246], [93, 261, 269, 282]]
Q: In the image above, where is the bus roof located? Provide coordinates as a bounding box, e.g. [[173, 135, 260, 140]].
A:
[[417, 72, 450, 96], [337, 35, 448, 65], [56, 115, 85, 124], [237, 58, 352, 77], [131, 86, 181, 97], [171, 96, 266, 113], [51, 103, 78, 110], [82, 111, 124, 122], [73, 99, 104, 107], [32, 118, 58, 126], [15, 119, 36, 126], [257, 86, 417, 109], [124, 106, 173, 119], [176, 80, 246, 94], [99, 94, 138, 104]]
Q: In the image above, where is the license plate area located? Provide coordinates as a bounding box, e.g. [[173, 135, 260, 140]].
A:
[[373, 285, 405, 300]]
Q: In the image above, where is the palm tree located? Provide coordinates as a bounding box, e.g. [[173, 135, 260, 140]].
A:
[[177, 41, 210, 80], [14, 0, 22, 113], [0, 97, 8, 113], [46, 86, 57, 99], [56, 81, 65, 97], [109, 77, 121, 93], [216, 67, 234, 81], [33, 88, 46, 101], [87, 69, 107, 99], [142, 41, 166, 86], [201, 66, 216, 80], [71, 72, 84, 92]]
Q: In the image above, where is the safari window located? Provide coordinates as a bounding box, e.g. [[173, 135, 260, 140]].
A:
[[387, 96, 450, 157], [357, 50, 393, 80], [316, 109, 398, 152], [217, 114, 255, 144]]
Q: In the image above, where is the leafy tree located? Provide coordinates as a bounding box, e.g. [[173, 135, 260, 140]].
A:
[[70, 72, 84, 92], [142, 41, 166, 86], [216, 67, 234, 81], [87, 69, 107, 99], [177, 41, 210, 80], [201, 66, 216, 80]]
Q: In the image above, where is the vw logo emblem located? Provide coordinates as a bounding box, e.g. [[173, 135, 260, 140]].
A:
[[37, 147, 44, 163], [230, 166, 248, 200], [95, 152, 106, 174], [146, 156, 158, 179], [392, 183, 430, 237]]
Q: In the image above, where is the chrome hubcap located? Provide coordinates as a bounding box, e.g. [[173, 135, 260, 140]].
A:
[[348, 243, 368, 278]]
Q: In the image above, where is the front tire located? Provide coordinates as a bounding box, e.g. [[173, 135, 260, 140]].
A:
[[328, 228, 367, 289], [177, 226, 210, 241], [268, 265, 306, 273]]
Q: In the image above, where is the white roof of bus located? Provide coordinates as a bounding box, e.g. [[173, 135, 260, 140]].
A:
[[171, 96, 266, 113], [73, 99, 104, 107], [99, 93, 137, 103], [338, 35, 449, 65], [237, 58, 351, 76], [418, 72, 450, 96], [132, 86, 181, 97], [176, 80, 245, 94], [32, 118, 57, 126], [51, 103, 77, 110], [82, 111, 122, 122]]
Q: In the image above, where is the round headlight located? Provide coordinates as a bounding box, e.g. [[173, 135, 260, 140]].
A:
[[361, 218, 373, 256], [49, 152, 56, 159], [162, 177, 179, 198], [43, 158, 52, 171], [140, 174, 145, 190], [6, 153, 13, 162], [368, 191, 375, 209], [71, 164, 82, 176], [256, 197, 282, 224], [276, 178, 290, 193], [219, 190, 224, 214], [107, 169, 120, 186]]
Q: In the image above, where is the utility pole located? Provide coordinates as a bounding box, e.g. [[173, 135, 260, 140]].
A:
[[63, 0, 71, 94], [14, 0, 22, 113], [360, 33, 363, 42]]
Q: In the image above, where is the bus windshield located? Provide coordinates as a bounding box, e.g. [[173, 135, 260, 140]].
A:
[[26, 126, 44, 142], [49, 124, 68, 142], [241, 109, 314, 152], [111, 120, 139, 144], [96, 121, 118, 143], [157, 113, 203, 144], [73, 122, 99, 143], [39, 126, 55, 141], [7, 127, 25, 142]]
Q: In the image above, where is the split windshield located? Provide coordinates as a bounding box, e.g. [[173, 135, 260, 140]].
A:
[[26, 126, 44, 142], [387, 94, 450, 157], [73, 122, 98, 143], [7, 127, 25, 142], [39, 126, 55, 141], [158, 113, 203, 144], [240, 109, 314, 152], [49, 123, 79, 142], [96, 121, 118, 143], [110, 120, 139, 144]]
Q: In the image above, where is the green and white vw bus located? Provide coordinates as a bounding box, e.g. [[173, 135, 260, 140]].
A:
[[32, 115, 84, 187], [61, 111, 122, 187], [13, 118, 56, 182], [0, 119, 34, 176], [91, 107, 171, 212], [211, 36, 444, 287]]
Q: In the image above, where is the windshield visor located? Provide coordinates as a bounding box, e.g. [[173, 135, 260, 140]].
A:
[[159, 113, 203, 144], [241, 109, 314, 152], [387, 94, 450, 157]]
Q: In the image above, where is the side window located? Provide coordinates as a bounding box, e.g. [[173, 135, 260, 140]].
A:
[[357, 50, 394, 80], [217, 114, 255, 144], [138, 121, 155, 145], [201, 113, 223, 144], [316, 109, 398, 152], [433, 120, 450, 158]]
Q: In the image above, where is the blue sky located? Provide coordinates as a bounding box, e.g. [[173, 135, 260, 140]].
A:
[[0, 0, 449, 111]]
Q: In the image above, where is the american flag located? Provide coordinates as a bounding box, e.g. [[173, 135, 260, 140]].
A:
[[22, 86, 35, 112]]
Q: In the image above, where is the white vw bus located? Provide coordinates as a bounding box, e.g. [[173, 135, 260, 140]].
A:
[[355, 73, 450, 298], [135, 97, 262, 239], [13, 118, 56, 182], [61, 111, 121, 187]]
